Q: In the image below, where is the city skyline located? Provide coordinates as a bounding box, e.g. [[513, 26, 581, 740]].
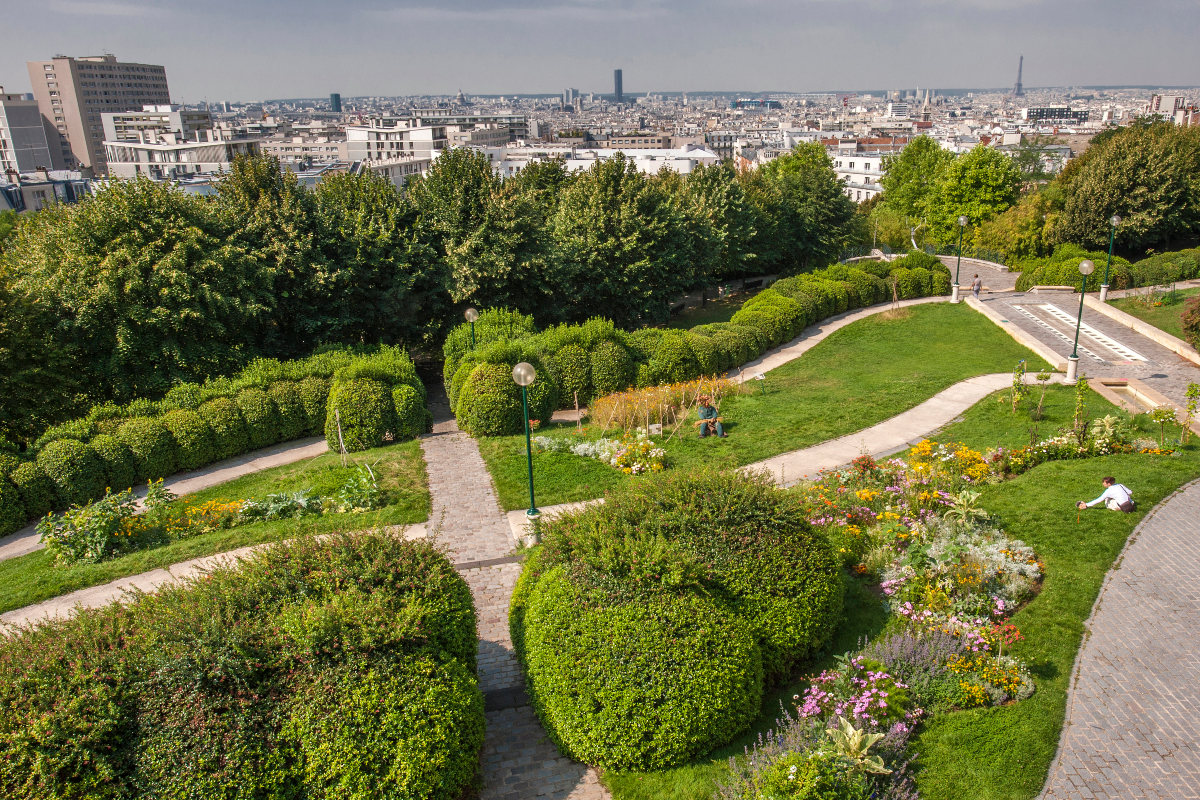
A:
[[5, 0, 1199, 102]]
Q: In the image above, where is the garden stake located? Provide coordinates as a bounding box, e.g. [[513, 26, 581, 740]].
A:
[[334, 409, 348, 468]]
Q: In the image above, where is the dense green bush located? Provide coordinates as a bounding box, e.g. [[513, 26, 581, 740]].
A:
[[1014, 244, 1133, 291], [10, 462, 56, 520], [236, 388, 282, 451], [732, 289, 804, 347], [456, 364, 523, 437], [159, 409, 219, 471], [511, 469, 843, 770], [392, 384, 426, 440], [644, 332, 700, 385], [0, 477, 25, 536], [325, 379, 395, 453], [86, 434, 139, 493], [442, 308, 538, 392], [268, 381, 308, 441], [117, 418, 179, 481], [685, 331, 722, 374], [0, 534, 483, 800], [1183, 296, 1200, 349], [198, 397, 251, 460], [589, 340, 633, 397], [33, 419, 97, 453], [1131, 248, 1200, 285], [297, 376, 332, 436], [553, 344, 592, 406], [36, 439, 105, 508]]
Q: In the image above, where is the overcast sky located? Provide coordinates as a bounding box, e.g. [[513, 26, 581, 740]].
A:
[[5, 0, 1198, 102]]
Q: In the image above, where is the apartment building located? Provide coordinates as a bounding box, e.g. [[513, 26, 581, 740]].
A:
[[259, 136, 349, 165], [101, 106, 211, 144], [103, 131, 260, 180], [830, 152, 885, 203], [0, 88, 55, 173], [447, 125, 511, 148], [406, 109, 527, 140], [27, 54, 172, 174], [0, 170, 91, 213], [608, 133, 673, 149], [346, 117, 449, 163]]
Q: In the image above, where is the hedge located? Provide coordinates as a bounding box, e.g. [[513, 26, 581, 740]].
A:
[[553, 344, 592, 406], [0, 534, 483, 800], [268, 381, 308, 442], [1014, 244, 1133, 292], [392, 384, 426, 441], [297, 376, 332, 436], [10, 462, 56, 520], [0, 479, 24, 537], [236, 388, 282, 451], [325, 379, 395, 453], [36, 439, 105, 508], [199, 397, 251, 461], [117, 418, 179, 482], [511, 469, 843, 770], [159, 409, 219, 472], [86, 434, 139, 493], [589, 341, 632, 398]]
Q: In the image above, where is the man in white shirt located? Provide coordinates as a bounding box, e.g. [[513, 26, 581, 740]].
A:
[[1077, 477, 1135, 512]]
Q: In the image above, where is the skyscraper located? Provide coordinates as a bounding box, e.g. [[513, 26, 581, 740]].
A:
[[26, 54, 172, 174], [330, 93, 342, 113], [614, 69, 623, 104]]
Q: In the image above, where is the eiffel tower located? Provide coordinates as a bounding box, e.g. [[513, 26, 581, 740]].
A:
[[1013, 55, 1025, 97]]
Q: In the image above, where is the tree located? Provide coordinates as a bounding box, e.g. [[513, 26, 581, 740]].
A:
[[1011, 135, 1063, 185], [975, 190, 1053, 261], [1047, 122, 1200, 252], [678, 162, 758, 282], [409, 147, 499, 274], [0, 210, 17, 255], [755, 143, 858, 271], [925, 145, 1023, 244], [879, 136, 955, 219]]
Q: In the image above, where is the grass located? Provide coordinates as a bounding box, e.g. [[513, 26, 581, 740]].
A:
[[1110, 287, 1199, 341], [480, 303, 1053, 511], [0, 440, 430, 614], [931, 383, 1100, 452]]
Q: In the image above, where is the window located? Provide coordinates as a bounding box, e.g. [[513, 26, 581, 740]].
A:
[[44, 65, 53, 71]]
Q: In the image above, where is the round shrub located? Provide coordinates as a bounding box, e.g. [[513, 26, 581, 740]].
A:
[[685, 331, 722, 375], [287, 656, 485, 800], [237, 388, 282, 450], [33, 419, 97, 453], [909, 267, 933, 296], [37, 439, 106, 508], [268, 381, 308, 442], [11, 461, 57, 520], [448, 357, 479, 415], [160, 410, 219, 472], [932, 269, 953, 295], [890, 267, 920, 300], [648, 332, 700, 384], [86, 434, 139, 493], [0, 454, 18, 480], [733, 290, 804, 348], [117, 418, 179, 481], [521, 572, 761, 770], [0, 478, 26, 536], [553, 344, 592, 406], [1183, 296, 1200, 349], [455, 364, 523, 437], [589, 341, 633, 398], [392, 384, 427, 440], [198, 397, 251, 460], [325, 379, 394, 453], [297, 376, 332, 436]]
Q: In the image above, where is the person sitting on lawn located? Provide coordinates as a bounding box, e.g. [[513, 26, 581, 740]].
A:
[[1077, 477, 1135, 512], [694, 395, 727, 438]]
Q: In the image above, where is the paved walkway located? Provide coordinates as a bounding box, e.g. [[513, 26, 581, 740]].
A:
[[1042, 479, 1200, 799], [0, 436, 330, 563]]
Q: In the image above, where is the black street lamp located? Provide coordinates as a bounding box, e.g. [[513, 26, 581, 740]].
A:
[[465, 307, 478, 349], [1100, 215, 1121, 302], [953, 215, 968, 303], [1067, 259, 1095, 384], [512, 362, 540, 518]]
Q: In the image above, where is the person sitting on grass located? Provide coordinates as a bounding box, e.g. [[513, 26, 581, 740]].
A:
[[694, 395, 727, 438], [1077, 477, 1136, 513]]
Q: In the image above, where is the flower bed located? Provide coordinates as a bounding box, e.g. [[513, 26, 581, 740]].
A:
[[534, 429, 666, 475]]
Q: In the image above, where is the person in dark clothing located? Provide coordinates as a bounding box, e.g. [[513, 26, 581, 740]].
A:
[[694, 395, 726, 438]]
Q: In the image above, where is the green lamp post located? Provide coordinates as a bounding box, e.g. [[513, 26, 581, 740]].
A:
[[512, 361, 540, 518], [465, 307, 479, 349], [1067, 259, 1095, 384], [1099, 215, 1121, 302], [952, 215, 968, 303]]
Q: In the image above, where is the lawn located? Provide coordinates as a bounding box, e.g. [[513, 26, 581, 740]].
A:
[[930, 382, 1100, 451], [0, 440, 430, 614], [1110, 287, 1199, 341], [597, 397, 1200, 800], [481, 303, 1053, 511]]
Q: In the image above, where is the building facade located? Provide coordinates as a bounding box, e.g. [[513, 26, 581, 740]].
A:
[[346, 118, 449, 164], [26, 54, 172, 174], [103, 133, 259, 180], [101, 106, 211, 144], [259, 136, 349, 165], [0, 89, 55, 173], [831, 152, 885, 202]]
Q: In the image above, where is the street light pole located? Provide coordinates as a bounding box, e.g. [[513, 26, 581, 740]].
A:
[[1100, 215, 1121, 302], [512, 362, 539, 518], [465, 308, 479, 349], [1067, 259, 1095, 384], [952, 215, 967, 303]]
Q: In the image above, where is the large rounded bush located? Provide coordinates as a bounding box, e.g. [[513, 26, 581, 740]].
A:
[[10, 461, 56, 520], [890, 267, 920, 300], [392, 384, 427, 440], [733, 290, 804, 348], [37, 439, 106, 507], [237, 388, 282, 450], [685, 331, 722, 375], [117, 418, 179, 481], [160, 409, 219, 471], [87, 434, 139, 493], [297, 376, 332, 436], [647, 332, 700, 385], [456, 364, 522, 437], [589, 341, 633, 397], [0, 478, 25, 537], [325, 379, 395, 452], [198, 397, 251, 460], [553, 344, 592, 406], [268, 381, 308, 442]]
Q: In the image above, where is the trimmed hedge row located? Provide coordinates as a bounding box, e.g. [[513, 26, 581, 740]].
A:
[[509, 470, 844, 771], [0, 347, 429, 536], [0, 534, 484, 800], [443, 259, 951, 437], [1014, 244, 1134, 291]]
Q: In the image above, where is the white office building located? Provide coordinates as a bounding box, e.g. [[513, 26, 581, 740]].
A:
[[831, 152, 886, 202], [0, 88, 55, 173]]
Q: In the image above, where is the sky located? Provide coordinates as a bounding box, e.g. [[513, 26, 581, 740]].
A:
[[4, 0, 1198, 102]]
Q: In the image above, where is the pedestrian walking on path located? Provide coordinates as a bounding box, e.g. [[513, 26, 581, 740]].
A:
[[1077, 477, 1135, 512], [971, 274, 982, 299]]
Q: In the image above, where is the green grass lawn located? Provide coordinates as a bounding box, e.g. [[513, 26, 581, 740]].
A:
[[481, 303, 1053, 511], [931, 383, 1104, 451], [0, 440, 429, 614], [1110, 287, 1199, 341]]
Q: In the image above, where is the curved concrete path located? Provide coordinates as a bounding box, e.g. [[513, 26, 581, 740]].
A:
[[0, 436, 330, 564], [1042, 478, 1200, 799]]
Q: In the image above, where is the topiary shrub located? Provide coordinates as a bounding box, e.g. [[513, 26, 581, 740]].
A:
[[198, 397, 251, 460], [1014, 244, 1133, 292], [37, 439, 106, 508], [0, 477, 26, 537], [553, 344, 592, 406], [159, 410, 219, 472], [268, 381, 308, 442], [890, 268, 921, 300], [87, 434, 139, 493], [648, 332, 700, 384], [685, 331, 722, 375], [325, 379, 395, 453], [733, 290, 804, 348], [117, 418, 179, 481], [392, 384, 428, 441], [10, 461, 56, 520], [297, 376, 332, 436], [455, 364, 523, 437], [236, 388, 282, 451], [33, 419, 98, 453], [1183, 296, 1200, 349], [512, 469, 843, 771], [589, 341, 633, 398], [931, 269, 952, 296]]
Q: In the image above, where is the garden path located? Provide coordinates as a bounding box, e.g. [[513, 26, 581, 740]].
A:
[[1041, 478, 1200, 800], [0, 436, 330, 564]]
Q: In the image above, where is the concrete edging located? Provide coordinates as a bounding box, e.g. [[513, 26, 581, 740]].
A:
[[965, 296, 1066, 371], [1083, 295, 1200, 368]]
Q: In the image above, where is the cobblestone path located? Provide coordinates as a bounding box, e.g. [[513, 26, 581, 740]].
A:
[[421, 387, 609, 799], [1042, 479, 1200, 799]]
